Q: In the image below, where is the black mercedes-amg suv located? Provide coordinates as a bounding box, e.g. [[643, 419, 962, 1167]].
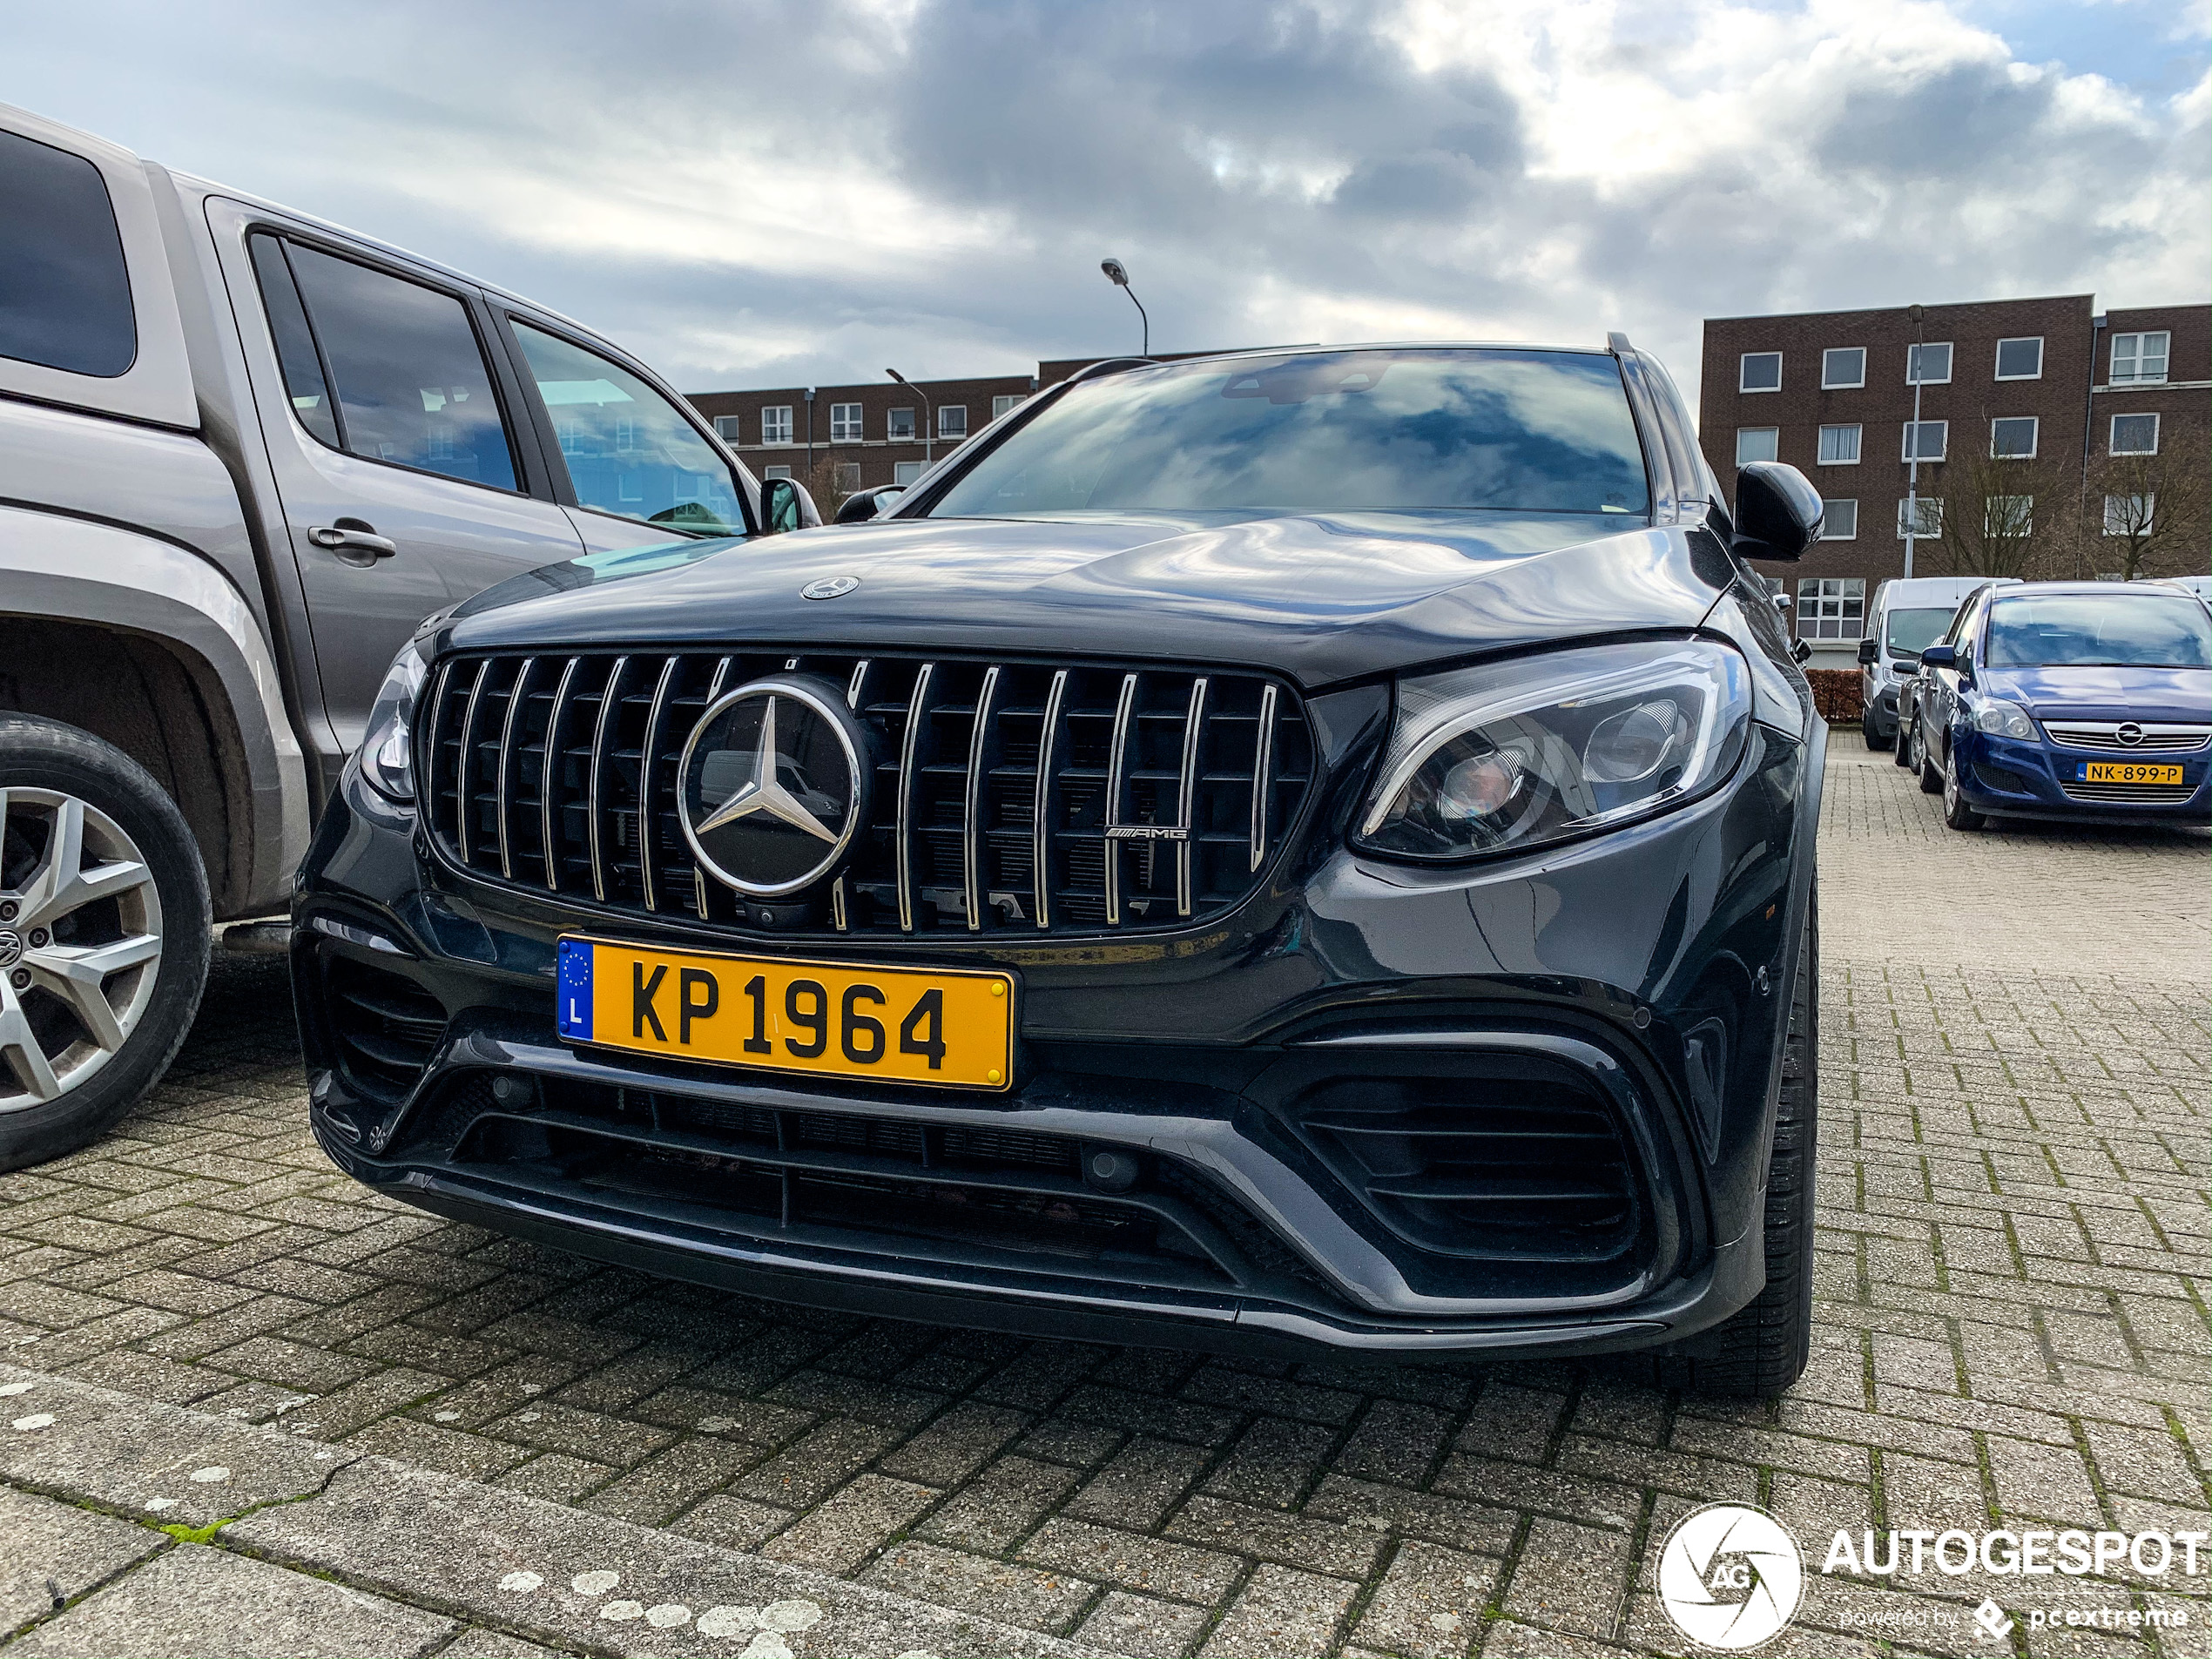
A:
[[293, 341, 1828, 1394]]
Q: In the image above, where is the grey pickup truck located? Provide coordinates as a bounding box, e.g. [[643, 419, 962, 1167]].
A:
[[0, 101, 810, 1170]]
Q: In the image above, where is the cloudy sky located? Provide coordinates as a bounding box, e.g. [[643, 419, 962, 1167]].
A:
[[11, 0, 2207, 405]]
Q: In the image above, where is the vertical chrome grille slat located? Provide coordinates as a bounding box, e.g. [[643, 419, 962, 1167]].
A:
[[454, 659, 491, 867], [540, 656, 580, 889], [638, 656, 680, 913], [1251, 682, 1278, 873], [1176, 677, 1209, 917], [962, 664, 1001, 932], [1032, 669, 1067, 930], [586, 655, 627, 903], [1102, 671, 1139, 927], [426, 651, 1307, 939], [895, 662, 934, 933]]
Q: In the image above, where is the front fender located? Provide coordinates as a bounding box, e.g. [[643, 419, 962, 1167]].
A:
[[0, 506, 309, 914]]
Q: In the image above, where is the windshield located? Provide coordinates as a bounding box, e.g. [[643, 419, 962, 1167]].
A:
[[1985, 594, 2212, 669], [1885, 607, 1954, 657], [925, 349, 1650, 520]]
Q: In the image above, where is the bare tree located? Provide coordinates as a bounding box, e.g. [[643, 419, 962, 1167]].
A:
[[2080, 449, 2211, 582], [1924, 448, 2074, 580]]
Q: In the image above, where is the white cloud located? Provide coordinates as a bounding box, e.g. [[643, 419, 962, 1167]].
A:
[[4, 0, 2202, 407]]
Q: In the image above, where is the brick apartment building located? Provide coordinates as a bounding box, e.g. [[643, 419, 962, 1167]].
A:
[[688, 355, 1184, 499], [1700, 294, 2208, 666]]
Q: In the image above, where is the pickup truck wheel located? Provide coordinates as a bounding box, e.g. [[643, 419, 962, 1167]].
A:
[[0, 717, 210, 1172], [1642, 897, 1817, 1398]]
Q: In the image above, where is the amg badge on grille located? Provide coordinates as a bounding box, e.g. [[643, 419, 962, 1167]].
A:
[[678, 677, 873, 897]]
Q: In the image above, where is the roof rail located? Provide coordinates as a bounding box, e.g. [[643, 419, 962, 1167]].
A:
[[1065, 356, 1153, 386], [1607, 331, 1633, 354]]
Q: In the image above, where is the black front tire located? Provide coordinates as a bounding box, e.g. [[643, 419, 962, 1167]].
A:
[[1915, 725, 1944, 793], [1943, 751, 1987, 831], [1862, 710, 1892, 751], [1892, 709, 1918, 766], [0, 716, 211, 1172], [1644, 900, 1817, 1398]]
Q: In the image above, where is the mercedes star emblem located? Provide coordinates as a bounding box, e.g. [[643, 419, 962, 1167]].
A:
[[678, 678, 873, 897], [801, 576, 860, 601]]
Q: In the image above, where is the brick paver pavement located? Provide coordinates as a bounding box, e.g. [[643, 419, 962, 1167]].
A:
[[3, 741, 2205, 1656]]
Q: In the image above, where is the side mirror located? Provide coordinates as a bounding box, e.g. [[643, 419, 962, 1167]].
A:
[[1918, 644, 1957, 670], [1856, 638, 1879, 665], [1731, 462, 1824, 561], [759, 476, 817, 535], [1791, 639, 1812, 664], [833, 487, 904, 526]]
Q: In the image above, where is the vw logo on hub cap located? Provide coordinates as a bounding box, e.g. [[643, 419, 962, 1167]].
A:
[[678, 678, 873, 897]]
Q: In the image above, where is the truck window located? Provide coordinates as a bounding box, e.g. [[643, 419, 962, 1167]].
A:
[[509, 320, 746, 536], [246, 234, 340, 448], [0, 129, 136, 378], [283, 243, 518, 491]]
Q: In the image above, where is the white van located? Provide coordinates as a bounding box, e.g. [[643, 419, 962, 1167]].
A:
[[1857, 577, 2018, 748]]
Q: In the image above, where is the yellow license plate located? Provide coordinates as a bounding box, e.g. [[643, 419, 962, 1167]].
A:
[[556, 937, 1014, 1091], [2080, 761, 2182, 785]]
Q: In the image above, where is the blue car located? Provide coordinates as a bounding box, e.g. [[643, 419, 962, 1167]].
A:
[[1910, 581, 2212, 830]]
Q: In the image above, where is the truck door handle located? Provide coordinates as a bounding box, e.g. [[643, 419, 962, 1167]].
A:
[[308, 520, 397, 564]]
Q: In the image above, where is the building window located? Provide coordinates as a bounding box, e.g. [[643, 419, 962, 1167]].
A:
[[1739, 352, 1782, 393], [833, 462, 861, 493], [894, 461, 924, 486], [1735, 427, 1778, 465], [1819, 498, 1858, 540], [1820, 347, 1865, 389], [759, 405, 792, 445], [2110, 331, 2169, 384], [1816, 424, 1861, 465], [1989, 416, 2039, 459], [1993, 337, 2043, 380], [828, 402, 862, 443], [2109, 412, 2160, 455], [938, 405, 968, 439], [2103, 493, 2155, 536], [1902, 420, 1947, 462], [762, 464, 791, 480], [887, 407, 915, 441], [1905, 341, 1952, 385], [1896, 497, 1945, 539], [712, 415, 740, 442], [992, 394, 1022, 420], [1796, 577, 1865, 640], [1984, 495, 2033, 537]]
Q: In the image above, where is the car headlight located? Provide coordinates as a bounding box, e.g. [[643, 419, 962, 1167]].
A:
[[359, 641, 430, 802], [1973, 699, 2035, 740], [1355, 639, 1752, 861]]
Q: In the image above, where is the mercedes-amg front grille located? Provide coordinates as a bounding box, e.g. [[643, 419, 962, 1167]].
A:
[[418, 651, 1313, 937]]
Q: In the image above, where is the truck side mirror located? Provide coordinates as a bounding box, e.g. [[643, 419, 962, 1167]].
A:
[[1731, 462, 1824, 562], [1856, 638, 1878, 665]]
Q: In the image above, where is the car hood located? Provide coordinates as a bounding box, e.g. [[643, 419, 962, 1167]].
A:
[[1985, 663, 2212, 723], [442, 509, 1730, 687]]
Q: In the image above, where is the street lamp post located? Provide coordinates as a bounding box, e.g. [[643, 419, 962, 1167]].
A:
[[886, 368, 933, 467], [1903, 305, 1925, 581], [1100, 258, 1149, 358]]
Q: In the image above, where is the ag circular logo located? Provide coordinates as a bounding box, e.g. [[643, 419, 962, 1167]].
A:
[[0, 931, 19, 969], [800, 575, 860, 601], [678, 678, 872, 898], [1656, 1503, 1804, 1650], [2115, 721, 2144, 746]]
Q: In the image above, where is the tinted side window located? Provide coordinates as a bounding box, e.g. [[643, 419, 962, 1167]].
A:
[[0, 129, 136, 378], [509, 320, 745, 536], [285, 244, 517, 490], [246, 234, 340, 448]]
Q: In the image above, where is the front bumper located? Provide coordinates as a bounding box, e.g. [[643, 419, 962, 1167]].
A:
[[1952, 730, 2212, 826], [293, 718, 1816, 1359]]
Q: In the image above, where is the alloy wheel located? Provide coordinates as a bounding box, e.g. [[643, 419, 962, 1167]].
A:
[[0, 789, 164, 1110]]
